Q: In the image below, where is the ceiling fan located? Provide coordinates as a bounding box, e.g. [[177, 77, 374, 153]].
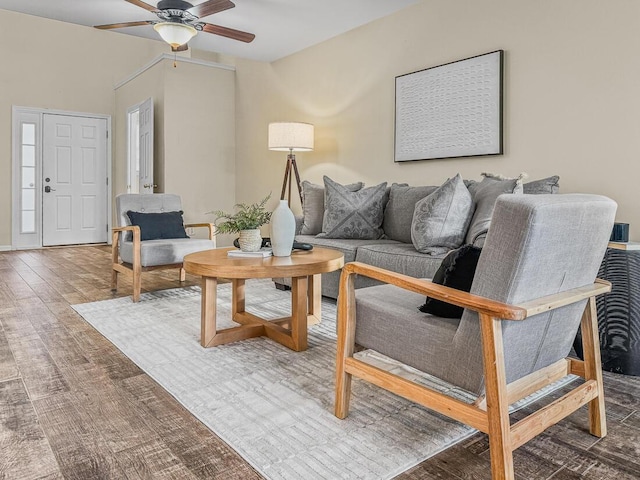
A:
[[95, 0, 255, 52]]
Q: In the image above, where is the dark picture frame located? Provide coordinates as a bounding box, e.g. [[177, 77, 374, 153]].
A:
[[394, 50, 504, 162]]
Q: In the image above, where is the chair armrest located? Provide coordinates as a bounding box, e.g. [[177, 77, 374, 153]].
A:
[[112, 225, 141, 243], [341, 262, 610, 321], [184, 223, 216, 241]]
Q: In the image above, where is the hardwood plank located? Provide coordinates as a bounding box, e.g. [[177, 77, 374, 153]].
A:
[[588, 421, 640, 470], [114, 439, 200, 479], [32, 392, 130, 480], [0, 325, 19, 382], [0, 379, 63, 479], [57, 363, 160, 453]]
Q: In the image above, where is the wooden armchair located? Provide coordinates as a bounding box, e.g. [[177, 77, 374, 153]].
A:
[[111, 194, 216, 302], [334, 194, 617, 479]]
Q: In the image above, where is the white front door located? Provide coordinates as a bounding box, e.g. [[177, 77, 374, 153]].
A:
[[138, 97, 154, 193], [42, 114, 108, 246]]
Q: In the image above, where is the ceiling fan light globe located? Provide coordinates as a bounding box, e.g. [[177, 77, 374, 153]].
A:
[[153, 22, 197, 47]]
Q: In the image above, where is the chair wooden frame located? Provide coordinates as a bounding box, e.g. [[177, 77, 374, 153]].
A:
[[111, 223, 215, 302], [335, 261, 610, 480]]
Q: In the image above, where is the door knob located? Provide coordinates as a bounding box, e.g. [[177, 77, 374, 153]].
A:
[[143, 184, 158, 189], [44, 186, 56, 193]]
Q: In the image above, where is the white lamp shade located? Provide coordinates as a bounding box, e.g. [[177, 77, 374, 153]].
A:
[[153, 22, 197, 47], [268, 122, 314, 152]]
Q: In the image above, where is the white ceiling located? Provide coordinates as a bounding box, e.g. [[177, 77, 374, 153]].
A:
[[0, 0, 421, 62]]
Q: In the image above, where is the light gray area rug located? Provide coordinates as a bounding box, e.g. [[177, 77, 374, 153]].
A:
[[73, 279, 574, 480]]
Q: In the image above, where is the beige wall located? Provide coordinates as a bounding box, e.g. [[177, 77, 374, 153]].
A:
[[162, 60, 237, 245], [0, 8, 167, 247], [234, 0, 640, 238]]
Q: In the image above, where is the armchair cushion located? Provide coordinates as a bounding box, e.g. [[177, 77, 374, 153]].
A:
[[419, 244, 482, 318], [126, 210, 189, 241], [120, 238, 215, 267], [355, 283, 460, 379]]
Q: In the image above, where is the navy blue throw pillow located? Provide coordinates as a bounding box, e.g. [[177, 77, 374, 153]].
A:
[[419, 244, 482, 318], [126, 210, 189, 241]]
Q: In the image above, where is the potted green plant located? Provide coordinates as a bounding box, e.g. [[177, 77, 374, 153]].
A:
[[210, 194, 272, 252]]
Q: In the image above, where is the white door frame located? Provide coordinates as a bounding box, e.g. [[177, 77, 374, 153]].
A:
[[11, 106, 112, 250]]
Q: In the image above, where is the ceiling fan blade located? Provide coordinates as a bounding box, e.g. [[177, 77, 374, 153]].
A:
[[188, 0, 235, 18], [201, 22, 255, 43], [172, 43, 189, 52], [95, 20, 154, 30], [125, 0, 158, 12]]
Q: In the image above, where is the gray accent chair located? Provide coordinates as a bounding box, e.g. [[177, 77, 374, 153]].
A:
[[112, 194, 216, 302], [335, 194, 616, 479]]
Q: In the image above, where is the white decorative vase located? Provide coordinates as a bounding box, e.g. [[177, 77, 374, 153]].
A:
[[238, 229, 262, 252], [270, 200, 295, 257]]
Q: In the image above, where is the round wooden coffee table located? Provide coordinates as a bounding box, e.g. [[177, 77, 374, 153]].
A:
[[183, 247, 344, 351]]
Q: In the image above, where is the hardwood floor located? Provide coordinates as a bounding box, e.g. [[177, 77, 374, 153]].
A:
[[1, 245, 639, 479]]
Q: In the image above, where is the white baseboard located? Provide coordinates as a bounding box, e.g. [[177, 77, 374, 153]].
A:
[[0, 245, 11, 251]]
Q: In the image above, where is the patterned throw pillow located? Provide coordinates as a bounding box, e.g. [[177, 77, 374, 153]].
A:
[[411, 174, 474, 255], [300, 180, 364, 235], [320, 176, 388, 239], [523, 175, 560, 194]]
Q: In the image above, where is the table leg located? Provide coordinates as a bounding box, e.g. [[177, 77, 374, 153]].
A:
[[307, 273, 322, 326], [232, 279, 246, 320], [290, 276, 309, 351], [201, 276, 217, 347]]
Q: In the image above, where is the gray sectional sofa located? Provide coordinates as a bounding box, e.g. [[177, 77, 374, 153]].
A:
[[274, 174, 560, 298]]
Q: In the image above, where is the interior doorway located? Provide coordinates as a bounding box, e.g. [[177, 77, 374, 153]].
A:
[[127, 97, 154, 194]]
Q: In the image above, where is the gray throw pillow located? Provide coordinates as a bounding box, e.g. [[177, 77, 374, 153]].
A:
[[320, 176, 388, 239], [300, 180, 363, 235], [411, 174, 473, 255], [382, 184, 438, 243], [523, 176, 560, 194], [465, 176, 523, 244]]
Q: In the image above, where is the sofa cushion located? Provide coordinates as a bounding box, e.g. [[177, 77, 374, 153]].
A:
[[120, 238, 215, 267], [523, 175, 560, 194], [382, 184, 438, 243], [419, 244, 482, 318], [126, 210, 189, 241], [355, 243, 446, 279], [465, 175, 523, 244], [295, 234, 401, 264], [300, 180, 364, 235], [411, 174, 473, 255], [321, 176, 388, 239]]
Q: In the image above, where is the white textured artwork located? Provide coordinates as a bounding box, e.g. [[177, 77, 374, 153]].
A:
[[395, 50, 503, 162]]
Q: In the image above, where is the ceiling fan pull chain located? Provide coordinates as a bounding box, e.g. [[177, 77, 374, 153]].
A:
[[174, 52, 177, 68]]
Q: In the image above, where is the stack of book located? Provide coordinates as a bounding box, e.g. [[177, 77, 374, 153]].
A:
[[227, 248, 273, 258]]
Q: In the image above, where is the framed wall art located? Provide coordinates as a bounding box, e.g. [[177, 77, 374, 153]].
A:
[[394, 50, 504, 162]]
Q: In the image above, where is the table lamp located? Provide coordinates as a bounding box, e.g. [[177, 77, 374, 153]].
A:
[[268, 122, 314, 207]]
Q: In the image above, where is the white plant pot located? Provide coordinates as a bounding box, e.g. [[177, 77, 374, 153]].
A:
[[238, 229, 262, 252], [270, 200, 295, 257]]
